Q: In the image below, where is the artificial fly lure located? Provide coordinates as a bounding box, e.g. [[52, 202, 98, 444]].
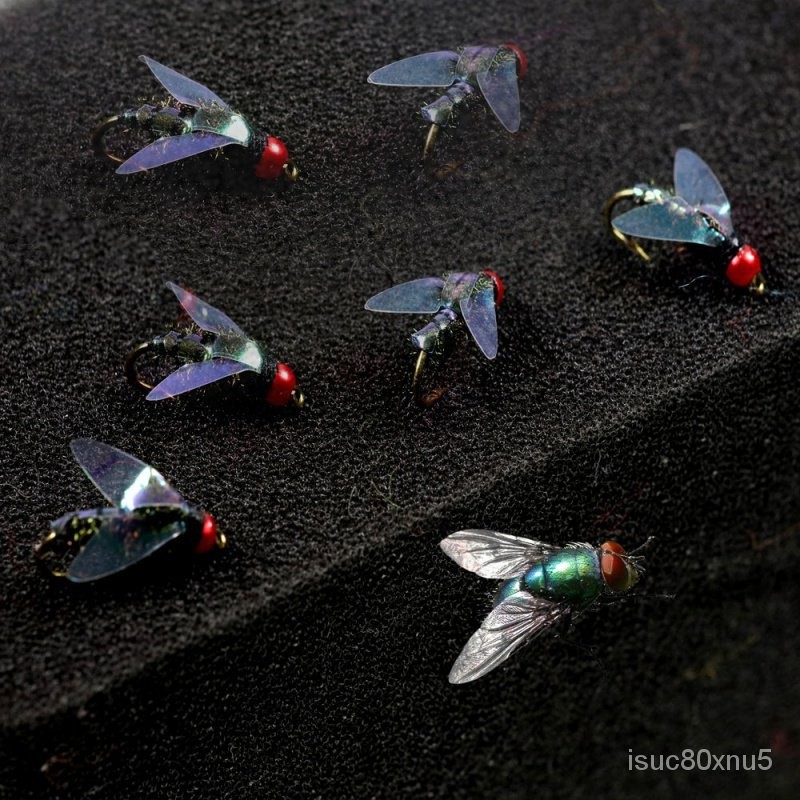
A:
[[365, 270, 503, 405], [367, 44, 526, 158], [604, 148, 765, 294], [93, 55, 298, 181], [440, 531, 650, 683], [35, 440, 224, 583], [126, 282, 304, 409]]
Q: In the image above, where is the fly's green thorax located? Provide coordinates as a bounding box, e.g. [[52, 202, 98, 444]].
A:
[[521, 548, 603, 607], [190, 109, 252, 145]]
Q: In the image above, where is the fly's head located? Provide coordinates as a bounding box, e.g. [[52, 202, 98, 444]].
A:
[[725, 244, 764, 295], [480, 270, 505, 307], [265, 362, 304, 409], [501, 44, 527, 80], [254, 134, 298, 182], [192, 509, 225, 554], [599, 541, 642, 593]]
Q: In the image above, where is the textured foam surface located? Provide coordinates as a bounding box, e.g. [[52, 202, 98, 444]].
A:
[[1, 0, 800, 797]]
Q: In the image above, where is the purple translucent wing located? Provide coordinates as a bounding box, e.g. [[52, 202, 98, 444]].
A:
[[166, 282, 244, 335], [140, 55, 230, 109], [673, 148, 734, 235], [365, 277, 445, 314], [67, 515, 186, 583], [449, 592, 569, 684], [460, 279, 498, 359], [147, 359, 254, 401], [368, 51, 459, 87], [612, 198, 727, 247], [116, 132, 238, 174], [70, 439, 185, 512], [440, 530, 557, 579], [476, 57, 520, 132]]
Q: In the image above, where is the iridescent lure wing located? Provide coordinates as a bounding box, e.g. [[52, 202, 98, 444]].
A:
[[673, 148, 734, 236], [449, 591, 569, 684], [459, 277, 498, 359], [166, 282, 245, 335], [476, 55, 521, 132], [440, 530, 558, 579], [368, 51, 459, 87], [116, 132, 239, 174], [140, 55, 230, 109], [147, 359, 254, 401], [612, 196, 727, 248], [67, 515, 187, 583], [70, 439, 185, 512], [365, 277, 446, 314]]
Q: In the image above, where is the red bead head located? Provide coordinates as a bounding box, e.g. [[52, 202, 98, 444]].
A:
[[725, 244, 762, 289], [254, 136, 290, 180], [266, 362, 298, 407], [481, 270, 505, 307], [194, 513, 218, 555], [600, 541, 638, 593], [503, 43, 527, 79]]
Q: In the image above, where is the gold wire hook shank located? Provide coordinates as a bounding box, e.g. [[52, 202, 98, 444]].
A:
[[603, 188, 652, 262], [423, 123, 441, 160], [125, 341, 158, 392], [410, 350, 449, 407], [92, 115, 126, 164]]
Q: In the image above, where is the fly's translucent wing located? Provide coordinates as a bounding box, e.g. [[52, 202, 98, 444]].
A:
[[440, 530, 557, 578], [116, 132, 238, 174], [612, 198, 727, 248], [147, 359, 254, 401], [368, 51, 459, 87], [673, 148, 734, 235], [476, 57, 520, 132], [67, 515, 186, 583], [166, 282, 244, 335], [459, 279, 498, 359], [365, 277, 445, 314], [140, 55, 230, 109], [70, 439, 185, 512], [449, 592, 568, 684]]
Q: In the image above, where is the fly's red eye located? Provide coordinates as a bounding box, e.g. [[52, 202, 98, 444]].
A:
[[254, 136, 289, 180], [725, 245, 762, 288], [194, 513, 218, 555], [600, 540, 635, 592], [503, 43, 527, 79], [266, 362, 297, 406], [481, 270, 505, 307]]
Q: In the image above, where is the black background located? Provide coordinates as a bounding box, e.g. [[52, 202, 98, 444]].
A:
[[1, 0, 800, 797]]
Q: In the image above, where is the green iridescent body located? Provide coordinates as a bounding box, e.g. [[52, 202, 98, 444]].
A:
[[124, 103, 254, 146], [495, 548, 603, 607], [42, 506, 201, 578]]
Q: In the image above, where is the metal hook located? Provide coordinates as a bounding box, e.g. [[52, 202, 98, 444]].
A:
[[290, 388, 306, 409], [125, 340, 160, 392], [423, 123, 441, 160], [749, 271, 766, 297], [34, 531, 64, 569], [282, 160, 299, 182], [603, 188, 652, 262], [411, 350, 449, 407], [92, 115, 127, 164]]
